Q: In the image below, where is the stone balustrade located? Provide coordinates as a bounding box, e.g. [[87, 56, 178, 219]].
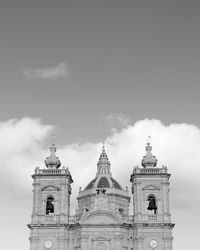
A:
[[32, 213, 162, 225], [133, 165, 168, 175], [68, 216, 77, 224], [34, 167, 70, 175], [45, 214, 59, 223], [147, 214, 158, 221]]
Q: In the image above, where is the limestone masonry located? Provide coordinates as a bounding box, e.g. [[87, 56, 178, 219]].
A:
[[28, 142, 174, 250]]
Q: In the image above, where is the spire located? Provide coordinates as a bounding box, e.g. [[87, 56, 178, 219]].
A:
[[96, 142, 111, 176], [141, 141, 157, 168], [45, 144, 61, 169], [102, 141, 105, 153]]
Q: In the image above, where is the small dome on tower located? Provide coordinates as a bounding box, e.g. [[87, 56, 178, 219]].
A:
[[141, 142, 157, 168], [44, 144, 61, 169]]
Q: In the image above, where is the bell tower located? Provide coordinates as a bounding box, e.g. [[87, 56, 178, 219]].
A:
[[130, 142, 174, 250], [28, 144, 73, 250]]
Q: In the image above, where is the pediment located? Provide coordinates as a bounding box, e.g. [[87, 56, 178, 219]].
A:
[[80, 210, 123, 225], [93, 236, 109, 241], [41, 185, 60, 191], [143, 184, 160, 190]]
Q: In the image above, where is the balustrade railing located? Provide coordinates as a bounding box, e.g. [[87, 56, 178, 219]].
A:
[[133, 165, 168, 175], [140, 168, 161, 174], [68, 216, 77, 224], [129, 214, 163, 223], [44, 214, 60, 223], [147, 214, 158, 221], [33, 213, 161, 224], [34, 167, 69, 175]]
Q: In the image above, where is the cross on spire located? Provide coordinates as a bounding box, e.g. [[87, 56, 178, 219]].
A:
[[146, 135, 151, 145], [102, 141, 105, 152]]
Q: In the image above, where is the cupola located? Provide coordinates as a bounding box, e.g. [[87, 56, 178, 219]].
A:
[[141, 142, 157, 168], [44, 144, 61, 169], [96, 142, 111, 177], [84, 143, 123, 190]]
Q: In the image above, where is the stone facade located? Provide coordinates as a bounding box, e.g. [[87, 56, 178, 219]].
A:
[[28, 143, 174, 250]]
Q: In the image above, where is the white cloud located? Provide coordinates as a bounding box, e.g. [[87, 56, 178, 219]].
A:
[[0, 117, 53, 250], [0, 118, 199, 250], [0, 118, 53, 193], [22, 62, 70, 80]]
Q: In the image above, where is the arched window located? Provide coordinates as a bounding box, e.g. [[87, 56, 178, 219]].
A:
[[46, 196, 54, 215], [118, 208, 124, 214], [147, 195, 157, 214]]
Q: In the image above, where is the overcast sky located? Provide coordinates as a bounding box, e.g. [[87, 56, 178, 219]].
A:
[[0, 1, 200, 250]]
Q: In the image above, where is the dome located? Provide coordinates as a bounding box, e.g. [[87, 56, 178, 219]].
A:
[[97, 176, 110, 188], [110, 177, 122, 189], [85, 176, 122, 190], [85, 178, 97, 190], [84, 144, 123, 191]]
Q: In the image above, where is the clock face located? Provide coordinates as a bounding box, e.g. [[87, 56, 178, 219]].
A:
[[149, 239, 158, 248], [44, 240, 52, 249]]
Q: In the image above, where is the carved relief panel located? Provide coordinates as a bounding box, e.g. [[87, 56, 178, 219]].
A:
[[96, 242, 106, 250], [92, 237, 111, 250]]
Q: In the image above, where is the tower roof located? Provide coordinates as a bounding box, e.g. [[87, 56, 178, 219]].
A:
[[84, 143, 123, 190], [141, 142, 157, 168], [44, 144, 61, 169]]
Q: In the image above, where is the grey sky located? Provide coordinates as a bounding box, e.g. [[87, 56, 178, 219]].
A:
[[0, 1, 200, 143], [0, 1, 200, 249]]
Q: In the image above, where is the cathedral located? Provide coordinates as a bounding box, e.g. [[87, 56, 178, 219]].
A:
[[28, 142, 174, 250]]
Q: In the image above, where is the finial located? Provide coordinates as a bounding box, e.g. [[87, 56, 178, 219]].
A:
[[102, 141, 105, 153], [45, 144, 61, 169], [50, 143, 56, 153], [141, 139, 157, 168], [146, 135, 151, 145], [52, 132, 57, 144], [99, 141, 107, 159], [51, 127, 57, 143]]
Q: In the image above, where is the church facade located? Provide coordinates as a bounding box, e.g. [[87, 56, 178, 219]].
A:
[[28, 142, 174, 250]]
